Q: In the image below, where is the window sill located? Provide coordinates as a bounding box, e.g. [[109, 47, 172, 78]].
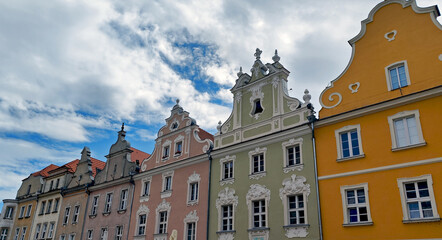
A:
[[283, 164, 304, 173], [117, 209, 127, 214], [220, 178, 234, 186], [89, 214, 97, 219], [392, 142, 426, 152], [52, 211, 58, 214], [17, 217, 23, 220], [343, 221, 373, 227], [337, 154, 365, 162], [249, 172, 266, 180], [187, 200, 198, 206], [102, 211, 111, 216], [161, 190, 172, 199], [283, 224, 309, 228], [216, 230, 236, 234], [403, 217, 440, 224], [161, 157, 169, 161], [247, 227, 270, 232], [174, 153, 182, 157], [25, 216, 30, 218]]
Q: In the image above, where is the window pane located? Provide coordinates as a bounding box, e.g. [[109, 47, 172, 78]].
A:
[[398, 66, 407, 87], [357, 189, 365, 203], [406, 117, 419, 145], [390, 68, 399, 89], [347, 190, 355, 204], [341, 133, 350, 157], [394, 119, 407, 147]]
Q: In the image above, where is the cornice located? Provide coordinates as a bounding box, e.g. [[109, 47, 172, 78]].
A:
[[88, 176, 132, 192]]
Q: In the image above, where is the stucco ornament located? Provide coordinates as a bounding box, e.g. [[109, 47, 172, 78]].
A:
[[319, 92, 342, 109], [184, 210, 199, 223], [272, 76, 279, 88], [218, 232, 235, 240], [216, 187, 238, 209], [348, 82, 360, 93], [384, 30, 397, 41], [279, 174, 311, 200], [169, 230, 177, 240], [156, 199, 171, 212], [285, 227, 309, 238], [246, 184, 270, 202], [187, 172, 200, 184], [136, 204, 149, 216]]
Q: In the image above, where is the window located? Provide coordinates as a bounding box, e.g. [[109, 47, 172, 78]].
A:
[[385, 61, 410, 91], [340, 183, 372, 225], [34, 224, 41, 240], [86, 230, 93, 240], [398, 175, 439, 222], [223, 161, 233, 180], [119, 189, 128, 210], [252, 99, 263, 115], [220, 155, 235, 184], [282, 138, 304, 172], [248, 147, 267, 179], [4, 207, 13, 219], [142, 180, 150, 196], [335, 125, 364, 160], [246, 184, 270, 239], [163, 146, 170, 159], [48, 222, 54, 239], [26, 185, 31, 195], [41, 223, 47, 239], [388, 110, 425, 150], [189, 183, 199, 202], [26, 205, 32, 217], [39, 201, 46, 215], [171, 122, 178, 129], [186, 222, 196, 240], [18, 206, 25, 218], [175, 141, 182, 155], [221, 205, 233, 231], [138, 214, 146, 235], [115, 226, 123, 240], [287, 145, 301, 166], [68, 234, 75, 240], [49, 181, 53, 191], [59, 235, 65, 240], [161, 172, 174, 195], [19, 227, 26, 240], [72, 205, 80, 223], [158, 211, 168, 234], [104, 193, 113, 213], [252, 200, 266, 228], [165, 176, 172, 191], [53, 199, 59, 213], [0, 229, 8, 240], [46, 200, 53, 214], [187, 172, 200, 205], [55, 179, 60, 189], [13, 228, 19, 240], [288, 195, 305, 225], [63, 207, 70, 224], [91, 196, 99, 215], [100, 228, 108, 240]]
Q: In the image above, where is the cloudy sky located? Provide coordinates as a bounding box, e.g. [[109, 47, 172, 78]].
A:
[[0, 0, 440, 207]]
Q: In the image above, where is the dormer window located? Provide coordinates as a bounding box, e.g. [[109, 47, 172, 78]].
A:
[[252, 99, 263, 115]]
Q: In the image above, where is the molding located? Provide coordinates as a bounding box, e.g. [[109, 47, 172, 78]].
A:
[[334, 124, 364, 160], [387, 109, 425, 149], [319, 157, 442, 180], [384, 30, 397, 41], [248, 147, 267, 175], [336, 154, 365, 162], [281, 138, 304, 170], [340, 183, 372, 224], [246, 184, 270, 229], [391, 142, 426, 152], [219, 155, 236, 184]]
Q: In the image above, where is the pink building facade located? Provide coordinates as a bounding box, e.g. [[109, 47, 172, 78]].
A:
[[129, 101, 213, 240]]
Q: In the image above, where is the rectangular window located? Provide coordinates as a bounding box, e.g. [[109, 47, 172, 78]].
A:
[[115, 226, 123, 240], [14, 228, 19, 240], [34, 224, 41, 240], [252, 154, 264, 173], [394, 116, 419, 148], [189, 182, 198, 202], [340, 183, 372, 225], [39, 201, 46, 215], [26, 185, 31, 195], [286, 145, 301, 166], [389, 65, 408, 90], [175, 141, 182, 155], [142, 181, 150, 196], [0, 229, 8, 240], [104, 193, 112, 213], [19, 227, 26, 240], [252, 200, 266, 228], [19, 206, 25, 218], [55, 179, 60, 189], [49, 181, 53, 191], [164, 176, 172, 191], [72, 205, 80, 223], [100, 228, 108, 240], [48, 222, 55, 239], [288, 195, 305, 225], [158, 211, 168, 234], [26, 205, 32, 217], [68, 234, 75, 240], [221, 205, 233, 231], [59, 235, 65, 240], [163, 146, 170, 158], [404, 181, 433, 219], [186, 222, 196, 240], [53, 198, 59, 213], [86, 230, 93, 240], [63, 207, 70, 224], [41, 223, 47, 239], [46, 200, 53, 214], [138, 214, 146, 235], [5, 207, 13, 219], [340, 130, 360, 158], [119, 189, 128, 210], [223, 161, 233, 180], [91, 196, 99, 215]]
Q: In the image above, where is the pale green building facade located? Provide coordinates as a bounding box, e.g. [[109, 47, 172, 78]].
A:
[[208, 49, 320, 240]]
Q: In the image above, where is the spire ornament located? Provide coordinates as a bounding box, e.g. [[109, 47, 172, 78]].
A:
[[272, 49, 280, 62], [254, 48, 262, 60], [237, 66, 243, 77]]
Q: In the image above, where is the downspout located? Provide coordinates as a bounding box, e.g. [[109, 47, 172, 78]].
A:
[[205, 144, 213, 240], [80, 184, 91, 240], [307, 103, 323, 240], [127, 172, 136, 240]]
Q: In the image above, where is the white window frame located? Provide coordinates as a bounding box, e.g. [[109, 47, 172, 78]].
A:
[[46, 200, 52, 214], [388, 110, 426, 150], [34, 224, 41, 240], [282, 138, 304, 173], [135, 204, 149, 236], [41, 223, 47, 239], [63, 207, 70, 225], [0, 228, 8, 240], [119, 189, 128, 211], [157, 211, 168, 234], [385, 60, 411, 91], [91, 195, 99, 215], [335, 124, 364, 160], [174, 135, 184, 157], [137, 214, 147, 236], [86, 230, 93, 240], [216, 187, 238, 234], [19, 227, 26, 240], [100, 228, 108, 240], [187, 172, 200, 206], [68, 234, 75, 240], [48, 222, 55, 239], [246, 184, 270, 240], [19, 206, 25, 218], [104, 193, 113, 213], [162, 140, 172, 160], [219, 155, 235, 185], [5, 206, 14, 219], [221, 205, 233, 231], [182, 210, 199, 240], [155, 200, 171, 235], [340, 183, 372, 226], [53, 199, 59, 213], [248, 147, 267, 180], [72, 205, 80, 223], [397, 174, 440, 222], [39, 201, 46, 215], [59, 235, 65, 240], [161, 171, 174, 198], [14, 228, 19, 240], [26, 204, 32, 217], [141, 177, 151, 197], [115, 226, 123, 240]]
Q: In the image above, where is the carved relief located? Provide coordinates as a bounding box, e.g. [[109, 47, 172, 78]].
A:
[[183, 210, 199, 223], [384, 30, 397, 41], [287, 100, 300, 111], [320, 92, 342, 109], [279, 174, 311, 200], [218, 232, 235, 240], [348, 82, 360, 93], [272, 76, 279, 88], [187, 172, 200, 184], [235, 92, 242, 103], [136, 205, 149, 216], [285, 226, 309, 238], [156, 199, 171, 213], [246, 184, 270, 203], [216, 187, 238, 209]]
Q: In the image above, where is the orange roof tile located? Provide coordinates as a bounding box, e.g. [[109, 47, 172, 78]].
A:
[[32, 164, 59, 177], [130, 147, 150, 163], [197, 128, 214, 141], [91, 158, 105, 177]]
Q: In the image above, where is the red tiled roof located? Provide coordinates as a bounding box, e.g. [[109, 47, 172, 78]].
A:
[[64, 159, 79, 173], [91, 157, 105, 177], [130, 147, 150, 163], [197, 128, 214, 141], [32, 164, 59, 177]]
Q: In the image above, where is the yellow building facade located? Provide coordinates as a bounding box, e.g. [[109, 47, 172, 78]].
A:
[[316, 0, 442, 239]]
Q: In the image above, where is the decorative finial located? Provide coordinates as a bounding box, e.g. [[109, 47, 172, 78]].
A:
[[121, 122, 125, 131], [237, 66, 243, 77], [216, 121, 222, 133], [176, 99, 180, 105], [254, 48, 262, 60], [303, 89, 311, 104], [272, 49, 280, 62]]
